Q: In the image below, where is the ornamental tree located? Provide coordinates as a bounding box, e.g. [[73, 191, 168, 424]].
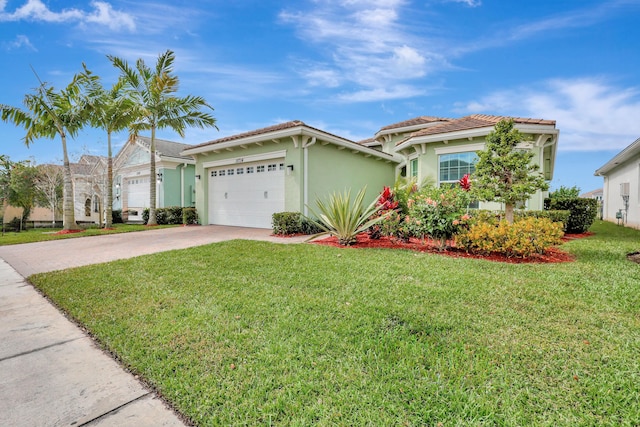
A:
[[473, 119, 549, 224]]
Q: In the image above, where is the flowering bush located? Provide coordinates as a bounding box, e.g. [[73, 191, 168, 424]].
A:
[[406, 185, 472, 248]]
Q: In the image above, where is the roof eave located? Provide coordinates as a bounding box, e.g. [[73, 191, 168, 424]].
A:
[[595, 137, 640, 176], [182, 125, 401, 163]]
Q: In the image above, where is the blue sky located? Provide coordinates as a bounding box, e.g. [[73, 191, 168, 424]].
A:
[[2, 0, 640, 193]]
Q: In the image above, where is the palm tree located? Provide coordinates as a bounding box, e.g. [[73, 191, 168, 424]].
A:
[[1, 72, 93, 230], [108, 50, 218, 225], [81, 67, 134, 228]]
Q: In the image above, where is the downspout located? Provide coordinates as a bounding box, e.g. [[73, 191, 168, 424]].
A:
[[303, 136, 317, 215]]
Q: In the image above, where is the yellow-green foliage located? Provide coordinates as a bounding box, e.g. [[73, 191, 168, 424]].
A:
[[455, 217, 564, 258]]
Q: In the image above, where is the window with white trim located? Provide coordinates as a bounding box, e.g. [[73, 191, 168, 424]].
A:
[[439, 152, 477, 183], [211, 170, 217, 177], [268, 163, 276, 172], [439, 152, 479, 208], [257, 165, 265, 173], [247, 166, 254, 174], [227, 169, 234, 176], [237, 167, 244, 175], [219, 170, 226, 176], [410, 158, 418, 178]]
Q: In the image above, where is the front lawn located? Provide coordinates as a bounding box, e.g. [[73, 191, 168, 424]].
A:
[[30, 221, 640, 426], [0, 223, 178, 246]]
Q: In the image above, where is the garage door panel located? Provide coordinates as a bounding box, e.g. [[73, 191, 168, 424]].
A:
[[208, 160, 284, 228]]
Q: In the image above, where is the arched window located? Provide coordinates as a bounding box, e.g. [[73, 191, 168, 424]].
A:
[[93, 195, 100, 213], [85, 198, 91, 216]]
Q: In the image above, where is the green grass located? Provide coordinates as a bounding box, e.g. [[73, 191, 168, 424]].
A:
[[30, 220, 640, 426], [0, 223, 178, 246]]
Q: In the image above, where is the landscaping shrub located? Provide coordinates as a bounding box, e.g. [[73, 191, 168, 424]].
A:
[[112, 209, 123, 224], [5, 216, 22, 232], [142, 207, 197, 225], [515, 209, 571, 231], [455, 217, 564, 258], [272, 212, 323, 235], [544, 197, 597, 233], [307, 187, 385, 245], [182, 208, 198, 225], [273, 212, 303, 235], [405, 185, 471, 248]]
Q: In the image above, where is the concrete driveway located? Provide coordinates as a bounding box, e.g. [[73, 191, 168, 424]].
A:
[[0, 225, 308, 277], [0, 225, 308, 426]]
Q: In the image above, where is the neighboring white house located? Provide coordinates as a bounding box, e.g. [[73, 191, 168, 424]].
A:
[[580, 188, 603, 220], [595, 137, 640, 229]]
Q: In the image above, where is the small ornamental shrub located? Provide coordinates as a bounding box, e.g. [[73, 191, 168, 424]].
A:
[[455, 217, 564, 258], [369, 186, 400, 240], [182, 208, 198, 225], [378, 210, 411, 243], [307, 187, 385, 246], [406, 185, 471, 248], [167, 206, 183, 224], [272, 212, 323, 235], [544, 198, 597, 233], [142, 207, 197, 225], [515, 210, 570, 231], [112, 209, 123, 224]]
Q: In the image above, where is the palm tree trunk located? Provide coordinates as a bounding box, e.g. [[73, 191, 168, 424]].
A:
[[61, 135, 79, 230], [106, 132, 113, 228], [148, 126, 158, 226]]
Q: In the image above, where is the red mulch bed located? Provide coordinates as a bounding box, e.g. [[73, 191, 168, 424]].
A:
[[310, 233, 587, 264], [54, 229, 85, 235]]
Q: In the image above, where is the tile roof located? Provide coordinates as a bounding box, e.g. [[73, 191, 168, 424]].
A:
[[379, 116, 450, 132], [189, 121, 307, 150], [404, 114, 556, 142], [137, 136, 193, 159]]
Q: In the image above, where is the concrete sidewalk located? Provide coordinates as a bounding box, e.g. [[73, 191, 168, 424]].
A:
[[0, 226, 308, 426], [0, 259, 186, 426]]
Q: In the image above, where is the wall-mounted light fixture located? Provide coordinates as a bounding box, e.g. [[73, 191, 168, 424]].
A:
[[195, 174, 201, 181], [156, 172, 163, 183], [286, 164, 294, 175]]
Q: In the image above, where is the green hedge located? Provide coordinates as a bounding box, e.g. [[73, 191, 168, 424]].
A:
[[272, 212, 323, 235], [112, 209, 123, 224], [544, 198, 598, 233], [142, 207, 198, 225]]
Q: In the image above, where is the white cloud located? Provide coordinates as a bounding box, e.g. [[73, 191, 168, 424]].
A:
[[0, 0, 135, 31], [456, 78, 640, 152], [445, 0, 481, 6], [2, 34, 36, 51], [279, 1, 446, 102]]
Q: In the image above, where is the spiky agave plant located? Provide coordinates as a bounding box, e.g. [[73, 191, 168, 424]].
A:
[[307, 187, 385, 246]]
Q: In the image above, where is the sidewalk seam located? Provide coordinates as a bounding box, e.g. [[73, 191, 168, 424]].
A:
[[76, 392, 152, 427], [0, 337, 83, 363]]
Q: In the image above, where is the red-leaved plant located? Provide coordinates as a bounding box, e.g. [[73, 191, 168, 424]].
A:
[[459, 174, 471, 191]]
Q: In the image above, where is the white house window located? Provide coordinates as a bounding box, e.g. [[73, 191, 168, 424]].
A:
[[410, 158, 418, 178], [237, 167, 244, 175], [93, 195, 99, 213], [439, 152, 479, 208], [268, 164, 276, 172], [257, 165, 265, 173], [211, 170, 217, 177], [246, 166, 254, 174], [279, 163, 285, 170], [219, 170, 226, 176], [439, 152, 478, 184], [227, 169, 234, 176]]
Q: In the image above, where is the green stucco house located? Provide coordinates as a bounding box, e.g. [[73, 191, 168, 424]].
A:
[[177, 114, 559, 228], [182, 121, 399, 228]]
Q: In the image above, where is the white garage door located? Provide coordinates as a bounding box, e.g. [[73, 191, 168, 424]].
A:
[[126, 176, 150, 208], [208, 159, 285, 228]]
